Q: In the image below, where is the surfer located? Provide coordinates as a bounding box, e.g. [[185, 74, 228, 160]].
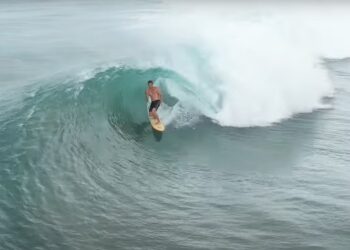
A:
[[146, 80, 162, 124]]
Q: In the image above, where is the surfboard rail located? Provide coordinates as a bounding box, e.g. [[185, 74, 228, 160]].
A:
[[149, 115, 165, 132]]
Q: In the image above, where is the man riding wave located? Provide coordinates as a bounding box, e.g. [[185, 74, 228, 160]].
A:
[[146, 80, 162, 124]]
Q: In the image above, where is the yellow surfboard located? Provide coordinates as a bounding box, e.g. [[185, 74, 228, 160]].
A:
[[147, 101, 165, 132], [149, 115, 165, 132]]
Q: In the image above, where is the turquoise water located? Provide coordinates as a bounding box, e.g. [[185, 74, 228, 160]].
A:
[[1, 1, 350, 249]]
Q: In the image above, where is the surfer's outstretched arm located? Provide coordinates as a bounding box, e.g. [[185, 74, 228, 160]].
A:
[[145, 90, 149, 102], [158, 87, 163, 103]]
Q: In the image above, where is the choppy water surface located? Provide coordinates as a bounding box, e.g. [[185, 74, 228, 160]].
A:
[[1, 1, 350, 249]]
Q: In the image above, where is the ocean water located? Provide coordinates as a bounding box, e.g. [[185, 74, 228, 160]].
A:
[[1, 1, 350, 249]]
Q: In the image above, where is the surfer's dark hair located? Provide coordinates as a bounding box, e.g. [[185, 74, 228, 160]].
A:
[[148, 80, 153, 84]]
